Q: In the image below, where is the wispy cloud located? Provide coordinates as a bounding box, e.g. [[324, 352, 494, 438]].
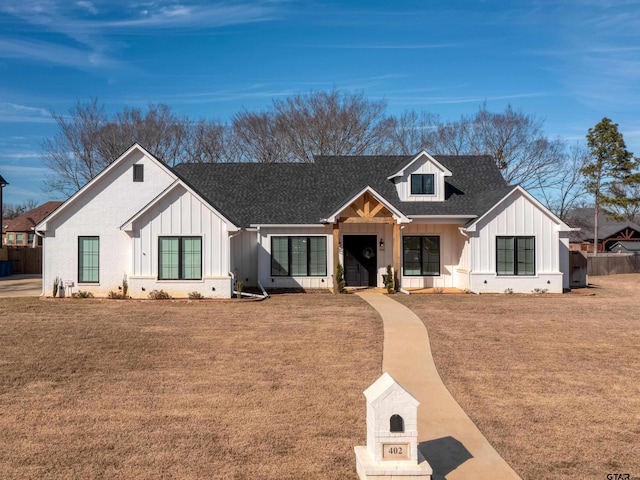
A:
[[305, 43, 462, 50], [0, 102, 53, 123], [76, 1, 98, 15], [389, 92, 547, 107], [0, 38, 126, 71], [0, 1, 284, 75]]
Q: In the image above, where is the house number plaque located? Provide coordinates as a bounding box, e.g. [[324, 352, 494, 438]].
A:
[[382, 443, 410, 460]]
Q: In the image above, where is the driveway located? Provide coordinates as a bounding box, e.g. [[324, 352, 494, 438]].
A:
[[0, 274, 43, 297]]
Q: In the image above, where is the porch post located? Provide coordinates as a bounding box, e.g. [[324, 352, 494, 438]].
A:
[[333, 223, 340, 294], [393, 222, 401, 291]]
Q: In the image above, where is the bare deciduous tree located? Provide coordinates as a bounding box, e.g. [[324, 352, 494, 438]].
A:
[[273, 90, 391, 161], [182, 120, 229, 164], [3, 200, 40, 220], [384, 110, 438, 154], [231, 110, 287, 163], [536, 143, 589, 220], [471, 104, 564, 191], [42, 99, 229, 195]]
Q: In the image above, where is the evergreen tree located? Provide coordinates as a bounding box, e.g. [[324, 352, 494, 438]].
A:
[[583, 118, 638, 254]]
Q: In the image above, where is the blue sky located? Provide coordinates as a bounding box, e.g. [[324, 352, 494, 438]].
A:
[[1, 0, 640, 205]]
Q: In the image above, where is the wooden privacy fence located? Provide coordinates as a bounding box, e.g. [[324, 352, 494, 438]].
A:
[[587, 254, 640, 276], [4, 247, 42, 275]]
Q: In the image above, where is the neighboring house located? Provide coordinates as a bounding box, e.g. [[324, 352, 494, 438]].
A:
[[565, 208, 640, 253], [609, 241, 640, 255], [2, 201, 64, 247], [36, 144, 573, 298]]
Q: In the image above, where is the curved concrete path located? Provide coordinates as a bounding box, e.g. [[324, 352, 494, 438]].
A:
[[357, 293, 521, 480]]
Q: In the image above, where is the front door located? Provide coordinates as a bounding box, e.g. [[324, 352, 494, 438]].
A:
[[344, 235, 377, 287]]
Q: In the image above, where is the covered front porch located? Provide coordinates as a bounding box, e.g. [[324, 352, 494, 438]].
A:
[[327, 187, 469, 293]]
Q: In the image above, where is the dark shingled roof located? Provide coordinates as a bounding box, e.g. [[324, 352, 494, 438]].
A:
[[173, 155, 511, 227], [2, 201, 64, 233], [565, 208, 640, 242]]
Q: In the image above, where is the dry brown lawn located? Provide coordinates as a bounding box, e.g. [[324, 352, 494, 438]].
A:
[[0, 295, 383, 480], [396, 274, 640, 480]]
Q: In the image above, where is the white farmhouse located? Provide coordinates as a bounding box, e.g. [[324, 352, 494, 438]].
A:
[[36, 144, 573, 297]]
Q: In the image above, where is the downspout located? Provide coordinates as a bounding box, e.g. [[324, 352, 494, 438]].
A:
[[228, 229, 241, 298], [35, 230, 45, 297], [459, 227, 472, 292]]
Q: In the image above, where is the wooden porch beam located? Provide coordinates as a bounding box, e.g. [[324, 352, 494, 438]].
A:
[[332, 223, 340, 294], [342, 217, 396, 224], [369, 202, 387, 218], [393, 222, 401, 290]]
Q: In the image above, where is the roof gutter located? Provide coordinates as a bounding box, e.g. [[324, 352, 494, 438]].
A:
[[411, 215, 477, 219], [249, 224, 328, 228]]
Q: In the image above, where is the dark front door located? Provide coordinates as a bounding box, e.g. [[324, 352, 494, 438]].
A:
[[344, 235, 377, 287]]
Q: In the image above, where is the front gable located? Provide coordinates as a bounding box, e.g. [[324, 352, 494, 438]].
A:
[[387, 151, 452, 203], [462, 186, 572, 234], [120, 180, 238, 233], [325, 186, 410, 224], [36, 144, 178, 233]]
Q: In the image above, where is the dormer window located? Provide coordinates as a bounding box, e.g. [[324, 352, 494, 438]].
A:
[[410, 174, 434, 195], [133, 164, 144, 182]]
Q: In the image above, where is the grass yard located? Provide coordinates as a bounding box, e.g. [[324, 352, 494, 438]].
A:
[[396, 274, 640, 480], [0, 295, 383, 480]]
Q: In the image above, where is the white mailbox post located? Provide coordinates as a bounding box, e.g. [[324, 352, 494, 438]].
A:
[[354, 372, 432, 480]]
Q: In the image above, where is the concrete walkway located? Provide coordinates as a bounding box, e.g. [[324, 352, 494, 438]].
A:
[[357, 293, 522, 480], [0, 274, 42, 297]]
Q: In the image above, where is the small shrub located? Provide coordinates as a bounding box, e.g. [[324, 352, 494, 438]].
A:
[[53, 276, 60, 297], [148, 289, 171, 300], [336, 263, 346, 294], [432, 287, 444, 294], [108, 291, 126, 299], [532, 288, 548, 294], [504, 288, 514, 294], [235, 281, 244, 299], [385, 265, 395, 294], [122, 275, 129, 298], [73, 290, 94, 298], [188, 291, 204, 299]]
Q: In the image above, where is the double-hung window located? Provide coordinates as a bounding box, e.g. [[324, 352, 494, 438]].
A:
[[271, 236, 327, 276], [496, 236, 535, 276], [403, 236, 440, 276], [410, 174, 435, 195], [159, 237, 202, 280], [78, 236, 99, 283]]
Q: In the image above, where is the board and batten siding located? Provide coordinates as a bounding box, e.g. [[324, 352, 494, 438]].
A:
[[394, 159, 447, 202], [468, 190, 564, 293], [129, 184, 233, 297], [400, 223, 465, 289]]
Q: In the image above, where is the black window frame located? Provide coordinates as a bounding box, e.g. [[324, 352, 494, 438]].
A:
[[402, 236, 440, 276], [133, 164, 144, 182], [158, 236, 202, 280], [410, 173, 435, 195], [270, 236, 327, 277], [496, 236, 536, 276], [78, 236, 100, 284]]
